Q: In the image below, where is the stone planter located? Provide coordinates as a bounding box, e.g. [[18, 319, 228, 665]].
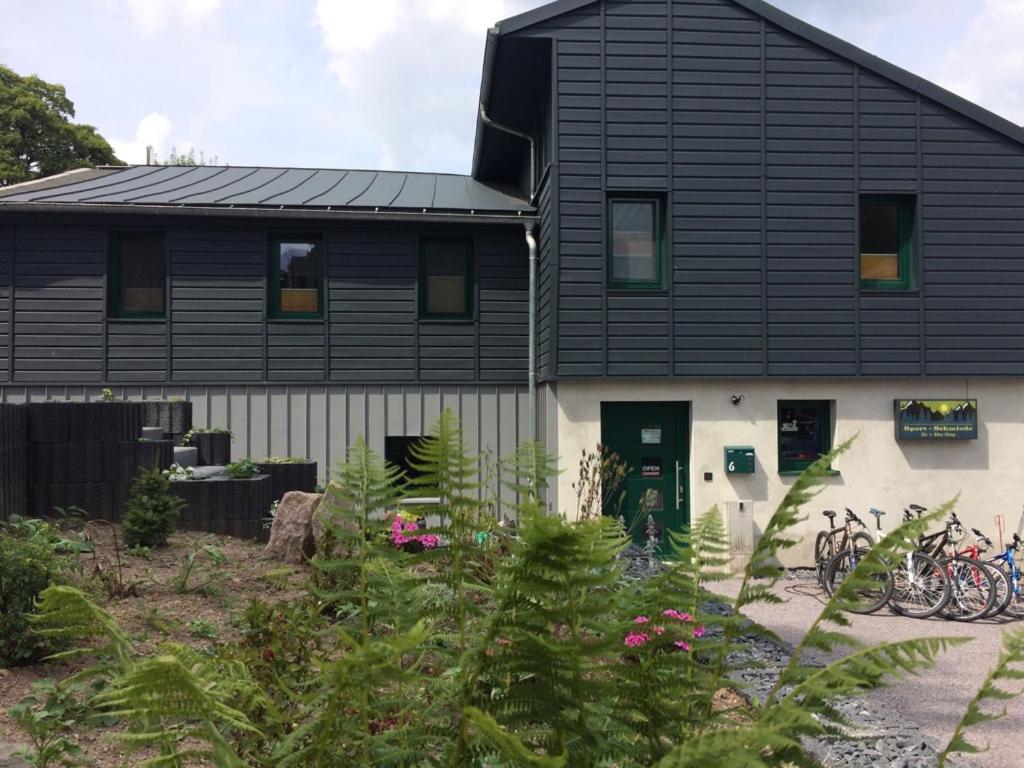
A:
[[142, 400, 193, 445], [28, 402, 144, 445], [169, 474, 273, 541], [256, 461, 318, 502], [190, 432, 231, 466]]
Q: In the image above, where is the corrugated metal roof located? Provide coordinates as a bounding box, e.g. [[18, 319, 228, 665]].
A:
[[0, 165, 533, 218]]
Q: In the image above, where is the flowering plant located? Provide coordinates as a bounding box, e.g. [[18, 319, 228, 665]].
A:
[[624, 609, 705, 653], [388, 511, 439, 552]]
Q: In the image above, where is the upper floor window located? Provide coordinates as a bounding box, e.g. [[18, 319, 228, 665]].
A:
[[860, 195, 915, 290], [608, 196, 664, 289], [269, 237, 323, 319], [420, 238, 473, 320], [109, 232, 166, 318]]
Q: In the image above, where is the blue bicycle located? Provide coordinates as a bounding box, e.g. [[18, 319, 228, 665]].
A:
[[986, 532, 1024, 620]]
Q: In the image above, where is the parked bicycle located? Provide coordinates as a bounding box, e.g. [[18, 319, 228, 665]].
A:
[[914, 510, 996, 622], [988, 533, 1024, 620], [814, 508, 873, 589], [822, 507, 895, 613], [967, 527, 1012, 619]]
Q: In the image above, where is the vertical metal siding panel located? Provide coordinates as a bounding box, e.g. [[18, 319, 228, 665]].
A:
[[386, 387, 405, 435], [366, 388, 386, 456], [765, 25, 856, 375], [328, 388, 347, 465], [404, 387, 422, 435], [288, 388, 309, 458], [190, 386, 209, 428], [268, 386, 288, 457], [248, 388, 269, 460], [497, 387, 519, 510], [228, 386, 248, 457], [13, 225, 105, 383], [306, 386, 327, 469], [460, 387, 480, 460], [422, 386, 442, 430], [672, 0, 765, 376], [348, 388, 367, 443], [171, 227, 263, 383]]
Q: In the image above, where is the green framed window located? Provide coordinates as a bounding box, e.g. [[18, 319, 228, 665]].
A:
[[778, 400, 832, 474], [269, 236, 324, 319], [859, 195, 915, 290], [420, 238, 473, 320], [108, 232, 166, 318], [608, 196, 664, 289]]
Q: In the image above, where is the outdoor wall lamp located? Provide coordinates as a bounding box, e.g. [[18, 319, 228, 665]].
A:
[[730, 395, 745, 406]]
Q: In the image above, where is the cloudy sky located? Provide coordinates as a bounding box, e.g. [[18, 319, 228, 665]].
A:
[[1, 0, 1022, 174]]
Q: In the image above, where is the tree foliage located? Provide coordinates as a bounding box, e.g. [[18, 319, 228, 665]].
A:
[[0, 63, 122, 186]]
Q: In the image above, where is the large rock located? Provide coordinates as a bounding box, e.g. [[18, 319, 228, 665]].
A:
[[265, 491, 322, 564]]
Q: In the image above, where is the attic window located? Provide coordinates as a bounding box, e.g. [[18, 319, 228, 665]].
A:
[[109, 232, 166, 318], [269, 237, 324, 319], [860, 196, 915, 290]]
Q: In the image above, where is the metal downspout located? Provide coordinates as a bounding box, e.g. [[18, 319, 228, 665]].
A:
[[524, 222, 538, 446], [480, 104, 537, 202]]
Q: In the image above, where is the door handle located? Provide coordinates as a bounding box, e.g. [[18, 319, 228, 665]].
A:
[[675, 460, 681, 510]]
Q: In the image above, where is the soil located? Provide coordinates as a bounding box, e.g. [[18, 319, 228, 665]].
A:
[[0, 526, 309, 768]]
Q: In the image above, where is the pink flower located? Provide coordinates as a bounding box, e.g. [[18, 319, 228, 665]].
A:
[[652, 625, 665, 636], [634, 616, 650, 625], [674, 640, 691, 652], [624, 632, 649, 648], [663, 609, 693, 622], [693, 626, 705, 639]]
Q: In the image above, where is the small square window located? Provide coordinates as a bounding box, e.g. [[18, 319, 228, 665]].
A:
[[269, 237, 323, 319], [778, 400, 832, 474], [860, 196, 915, 290], [608, 197, 663, 289], [420, 238, 473, 319], [109, 232, 166, 318]]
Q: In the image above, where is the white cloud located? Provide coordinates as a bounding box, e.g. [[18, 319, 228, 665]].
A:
[[939, 0, 1024, 125], [314, 0, 402, 84], [109, 112, 184, 165]]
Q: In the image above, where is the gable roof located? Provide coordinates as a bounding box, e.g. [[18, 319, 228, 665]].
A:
[[481, 0, 1024, 155], [0, 165, 534, 225]]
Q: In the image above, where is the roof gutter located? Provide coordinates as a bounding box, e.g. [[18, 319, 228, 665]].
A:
[[479, 103, 536, 203], [0, 202, 537, 227]]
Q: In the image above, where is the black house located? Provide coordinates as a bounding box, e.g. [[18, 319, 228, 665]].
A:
[[3, 0, 1022, 560]]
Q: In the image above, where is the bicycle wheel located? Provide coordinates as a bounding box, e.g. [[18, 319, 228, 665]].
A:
[[984, 562, 1013, 619], [889, 551, 950, 620], [941, 556, 996, 622], [814, 531, 832, 587], [852, 530, 874, 549], [1004, 569, 1024, 620], [823, 546, 893, 613]]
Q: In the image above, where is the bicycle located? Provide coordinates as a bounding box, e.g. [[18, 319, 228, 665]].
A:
[[814, 508, 873, 590], [822, 507, 893, 614], [968, 527, 1012, 619], [985, 532, 1024, 620], [915, 510, 996, 622]]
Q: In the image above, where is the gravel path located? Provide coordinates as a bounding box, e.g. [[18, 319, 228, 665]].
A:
[[713, 575, 1023, 768]]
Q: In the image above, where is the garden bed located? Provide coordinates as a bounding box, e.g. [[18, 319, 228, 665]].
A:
[[170, 474, 272, 541], [0, 527, 309, 768]]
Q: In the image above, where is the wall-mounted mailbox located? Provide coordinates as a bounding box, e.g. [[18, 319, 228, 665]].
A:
[[725, 446, 755, 475]]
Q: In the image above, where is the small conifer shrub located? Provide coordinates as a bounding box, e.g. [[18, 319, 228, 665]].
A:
[[121, 465, 186, 549]]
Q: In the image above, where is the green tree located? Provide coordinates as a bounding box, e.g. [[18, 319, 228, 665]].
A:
[[0, 64, 122, 186], [158, 146, 220, 166]]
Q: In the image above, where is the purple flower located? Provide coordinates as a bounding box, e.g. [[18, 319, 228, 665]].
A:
[[674, 640, 692, 652], [624, 632, 649, 648], [663, 609, 693, 622], [693, 626, 706, 639], [634, 615, 650, 625]]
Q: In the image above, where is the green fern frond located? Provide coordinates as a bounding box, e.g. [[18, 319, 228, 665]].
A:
[[30, 585, 131, 666], [463, 706, 568, 767], [654, 726, 809, 767], [500, 441, 561, 504], [938, 627, 1024, 765]]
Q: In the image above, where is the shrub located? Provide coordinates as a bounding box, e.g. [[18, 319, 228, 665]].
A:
[[121, 465, 186, 549], [225, 458, 260, 479], [0, 522, 67, 666], [261, 456, 309, 465], [181, 426, 232, 447]]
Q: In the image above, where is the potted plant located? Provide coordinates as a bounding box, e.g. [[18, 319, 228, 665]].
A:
[[182, 427, 232, 466], [255, 456, 318, 502]]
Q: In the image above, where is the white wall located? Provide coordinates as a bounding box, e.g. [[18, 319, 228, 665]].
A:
[[553, 379, 1024, 567]]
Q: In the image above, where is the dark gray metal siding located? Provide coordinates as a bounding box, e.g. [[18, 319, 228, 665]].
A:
[[0, 216, 529, 387], [13, 226, 105, 383], [516, 0, 1024, 378], [0, 227, 10, 383], [536, 173, 555, 381]]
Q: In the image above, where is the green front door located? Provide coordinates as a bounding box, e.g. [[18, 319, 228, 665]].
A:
[[600, 402, 689, 547]]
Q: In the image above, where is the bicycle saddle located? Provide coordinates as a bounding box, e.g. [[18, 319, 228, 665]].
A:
[[822, 510, 837, 520], [909, 504, 927, 512], [868, 508, 885, 517]]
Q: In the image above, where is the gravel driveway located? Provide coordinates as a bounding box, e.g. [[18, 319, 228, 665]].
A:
[[713, 576, 1024, 768]]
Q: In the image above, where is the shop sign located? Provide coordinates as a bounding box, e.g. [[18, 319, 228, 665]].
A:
[[895, 399, 978, 440], [640, 428, 662, 445], [641, 458, 662, 478]]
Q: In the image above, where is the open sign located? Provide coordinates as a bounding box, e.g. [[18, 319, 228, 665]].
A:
[[641, 458, 662, 478]]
